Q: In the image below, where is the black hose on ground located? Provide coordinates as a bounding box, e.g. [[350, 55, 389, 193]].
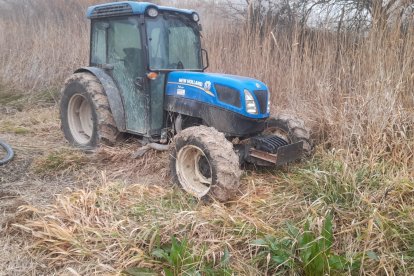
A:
[[0, 139, 14, 165]]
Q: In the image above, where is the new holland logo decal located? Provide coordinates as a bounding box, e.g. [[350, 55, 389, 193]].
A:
[[169, 79, 215, 97]]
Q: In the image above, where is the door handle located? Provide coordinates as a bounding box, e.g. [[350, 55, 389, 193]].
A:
[[99, 63, 114, 70], [134, 77, 144, 90]]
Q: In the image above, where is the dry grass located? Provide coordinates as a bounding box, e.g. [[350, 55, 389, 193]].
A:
[[0, 0, 413, 275], [9, 167, 325, 274], [94, 144, 170, 183], [11, 153, 414, 274]]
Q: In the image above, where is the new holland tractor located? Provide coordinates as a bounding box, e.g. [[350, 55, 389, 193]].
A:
[[60, 1, 311, 201]]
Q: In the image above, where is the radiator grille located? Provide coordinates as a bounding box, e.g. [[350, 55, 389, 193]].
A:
[[215, 84, 241, 108]]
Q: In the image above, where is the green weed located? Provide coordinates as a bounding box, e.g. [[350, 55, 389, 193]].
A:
[[0, 84, 25, 110], [0, 83, 59, 109], [202, 247, 234, 276], [283, 152, 390, 208], [253, 214, 360, 275], [152, 236, 233, 276], [289, 157, 357, 206], [32, 149, 88, 175], [30, 86, 60, 105], [159, 189, 200, 211], [152, 236, 201, 275], [0, 121, 30, 135]]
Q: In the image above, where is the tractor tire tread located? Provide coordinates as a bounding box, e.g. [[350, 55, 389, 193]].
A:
[[170, 125, 242, 202], [269, 113, 313, 156], [61, 72, 119, 147]]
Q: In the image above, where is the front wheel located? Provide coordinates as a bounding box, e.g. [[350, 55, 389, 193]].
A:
[[170, 126, 241, 202], [264, 114, 313, 156]]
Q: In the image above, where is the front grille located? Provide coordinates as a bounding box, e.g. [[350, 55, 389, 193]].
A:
[[90, 3, 133, 18], [215, 84, 241, 108], [254, 90, 268, 114]]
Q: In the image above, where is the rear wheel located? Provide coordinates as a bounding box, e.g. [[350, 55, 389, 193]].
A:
[[170, 126, 241, 202], [264, 114, 312, 156], [60, 73, 119, 149]]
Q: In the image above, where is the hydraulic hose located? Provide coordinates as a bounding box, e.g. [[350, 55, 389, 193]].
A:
[[0, 139, 14, 165]]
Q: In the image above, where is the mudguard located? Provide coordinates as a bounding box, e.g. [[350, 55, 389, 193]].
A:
[[74, 67, 126, 132]]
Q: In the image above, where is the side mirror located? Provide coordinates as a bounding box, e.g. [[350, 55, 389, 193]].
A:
[[202, 49, 209, 71]]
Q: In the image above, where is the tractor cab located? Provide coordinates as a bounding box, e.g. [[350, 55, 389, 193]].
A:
[[87, 1, 204, 137]]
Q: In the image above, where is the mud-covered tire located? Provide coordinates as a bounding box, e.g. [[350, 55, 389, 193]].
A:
[[265, 114, 312, 156], [170, 126, 242, 202], [60, 73, 119, 149]]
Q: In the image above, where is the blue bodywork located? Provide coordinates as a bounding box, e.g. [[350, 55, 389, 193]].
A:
[[166, 72, 270, 120], [86, 1, 195, 19]]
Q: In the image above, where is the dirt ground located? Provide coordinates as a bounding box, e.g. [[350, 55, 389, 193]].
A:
[[0, 105, 170, 275]]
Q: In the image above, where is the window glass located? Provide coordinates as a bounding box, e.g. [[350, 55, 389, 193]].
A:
[[147, 15, 201, 70], [108, 17, 144, 78], [91, 22, 107, 64]]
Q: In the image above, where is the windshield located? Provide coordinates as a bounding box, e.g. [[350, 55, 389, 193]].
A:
[[146, 14, 202, 70]]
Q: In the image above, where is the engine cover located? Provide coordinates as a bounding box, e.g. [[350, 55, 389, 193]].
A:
[[165, 71, 271, 136], [166, 71, 269, 117]]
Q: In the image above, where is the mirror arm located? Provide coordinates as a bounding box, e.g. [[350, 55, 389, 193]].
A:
[[202, 49, 209, 71]]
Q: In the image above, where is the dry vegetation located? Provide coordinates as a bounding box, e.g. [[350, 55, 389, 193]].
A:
[[0, 0, 413, 275]]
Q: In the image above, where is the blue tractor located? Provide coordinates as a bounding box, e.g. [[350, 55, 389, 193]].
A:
[[60, 1, 311, 201]]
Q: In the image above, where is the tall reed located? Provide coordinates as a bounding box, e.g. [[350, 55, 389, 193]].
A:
[[205, 20, 414, 170], [0, 0, 412, 171]]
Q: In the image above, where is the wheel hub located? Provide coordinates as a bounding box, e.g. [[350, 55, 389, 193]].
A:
[[176, 145, 212, 198], [67, 94, 93, 145]]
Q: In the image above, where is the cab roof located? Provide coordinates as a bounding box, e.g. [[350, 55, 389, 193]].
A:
[[86, 1, 195, 19]]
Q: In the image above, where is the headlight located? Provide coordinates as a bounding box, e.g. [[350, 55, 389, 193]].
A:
[[147, 7, 158, 17], [244, 89, 258, 114], [192, 12, 199, 22], [267, 92, 270, 113]]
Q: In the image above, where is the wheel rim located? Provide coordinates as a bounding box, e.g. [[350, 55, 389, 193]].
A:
[[176, 145, 212, 198], [67, 94, 93, 145]]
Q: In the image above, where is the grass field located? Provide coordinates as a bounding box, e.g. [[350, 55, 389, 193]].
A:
[[0, 0, 413, 275]]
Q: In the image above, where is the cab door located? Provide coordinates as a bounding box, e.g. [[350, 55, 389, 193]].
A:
[[91, 17, 148, 134]]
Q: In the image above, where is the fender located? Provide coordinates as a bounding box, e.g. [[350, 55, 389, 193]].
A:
[[74, 67, 126, 132]]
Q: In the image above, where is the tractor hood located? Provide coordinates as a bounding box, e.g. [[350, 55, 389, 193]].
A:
[[204, 72, 269, 93], [167, 71, 268, 98], [165, 71, 270, 120]]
